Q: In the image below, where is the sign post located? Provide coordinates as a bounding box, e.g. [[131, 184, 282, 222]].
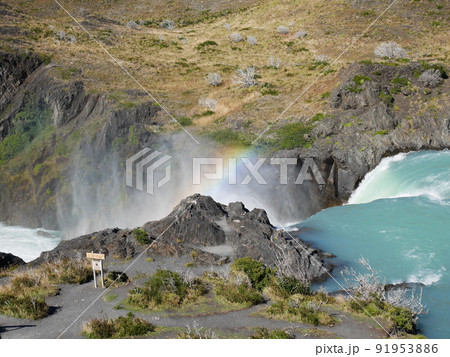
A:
[[86, 252, 106, 288]]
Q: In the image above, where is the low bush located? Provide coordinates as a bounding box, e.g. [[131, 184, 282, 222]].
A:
[[195, 40, 218, 50], [105, 271, 129, 288], [206, 72, 222, 86], [176, 117, 193, 127], [133, 228, 152, 245], [277, 26, 289, 34], [0, 293, 48, 320], [275, 122, 313, 149], [379, 90, 394, 106], [346, 297, 417, 334], [374, 42, 407, 59], [231, 257, 274, 291], [419, 69, 443, 87], [82, 312, 155, 338], [214, 278, 264, 306], [250, 327, 293, 339], [265, 297, 335, 326], [0, 259, 93, 320], [228, 32, 243, 43], [232, 66, 258, 87], [206, 129, 252, 147], [272, 276, 313, 298], [42, 259, 92, 285], [125, 270, 207, 310], [247, 35, 257, 46]]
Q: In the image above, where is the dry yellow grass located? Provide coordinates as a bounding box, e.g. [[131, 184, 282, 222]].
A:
[[1, 0, 448, 135]]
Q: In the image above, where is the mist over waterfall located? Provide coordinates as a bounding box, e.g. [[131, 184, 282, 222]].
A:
[[57, 133, 323, 238]]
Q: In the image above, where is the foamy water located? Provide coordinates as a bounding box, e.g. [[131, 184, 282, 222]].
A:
[[299, 150, 450, 338], [0, 223, 61, 262]]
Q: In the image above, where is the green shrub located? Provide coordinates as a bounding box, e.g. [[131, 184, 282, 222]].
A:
[[373, 129, 389, 136], [250, 327, 293, 339], [274, 276, 312, 298], [265, 299, 335, 326], [0, 132, 29, 164], [231, 257, 274, 291], [389, 306, 416, 334], [195, 40, 218, 50], [0, 293, 49, 320], [390, 76, 410, 86], [379, 90, 394, 106], [177, 117, 193, 127], [321, 91, 331, 99], [206, 129, 252, 147], [105, 271, 129, 287], [353, 75, 371, 85], [125, 270, 207, 310], [311, 113, 325, 122], [214, 279, 264, 306], [82, 312, 155, 338], [275, 122, 313, 149], [133, 229, 152, 245]]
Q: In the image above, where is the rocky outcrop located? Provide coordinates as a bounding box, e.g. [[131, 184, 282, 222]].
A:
[[285, 62, 449, 213], [0, 52, 43, 138], [0, 51, 161, 228], [32, 194, 331, 283], [0, 252, 25, 269]]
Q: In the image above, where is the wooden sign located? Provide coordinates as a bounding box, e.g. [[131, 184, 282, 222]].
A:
[[86, 252, 105, 288], [92, 259, 103, 272], [86, 252, 105, 260]]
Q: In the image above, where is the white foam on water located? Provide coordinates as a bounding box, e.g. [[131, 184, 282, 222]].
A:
[[407, 270, 443, 286], [0, 223, 61, 262], [349, 151, 450, 204]]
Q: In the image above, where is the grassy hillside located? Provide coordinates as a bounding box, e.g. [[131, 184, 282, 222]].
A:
[[1, 0, 448, 139]]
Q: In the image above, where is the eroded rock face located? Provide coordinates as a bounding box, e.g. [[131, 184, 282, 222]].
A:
[[286, 62, 449, 213], [32, 194, 331, 283], [0, 252, 25, 269], [0, 51, 161, 229]]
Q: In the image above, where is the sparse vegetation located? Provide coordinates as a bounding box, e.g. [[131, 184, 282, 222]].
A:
[[206, 72, 222, 86], [374, 42, 407, 59], [228, 32, 243, 43], [250, 327, 293, 339], [341, 257, 427, 336], [247, 35, 257, 46], [0, 259, 91, 320], [232, 66, 258, 87], [160, 19, 175, 30], [231, 257, 274, 291], [274, 122, 313, 150], [104, 271, 129, 288], [295, 31, 307, 38], [277, 26, 289, 34], [124, 270, 207, 311], [419, 69, 443, 87], [133, 228, 152, 245], [82, 312, 155, 338], [268, 56, 282, 69]]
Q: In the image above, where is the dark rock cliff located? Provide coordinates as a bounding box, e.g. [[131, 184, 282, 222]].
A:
[[282, 62, 449, 215], [0, 51, 161, 228]]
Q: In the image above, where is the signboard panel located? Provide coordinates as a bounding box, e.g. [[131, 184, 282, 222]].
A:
[[86, 252, 105, 260]]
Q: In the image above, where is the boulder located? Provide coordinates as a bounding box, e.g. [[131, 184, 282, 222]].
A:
[[0, 252, 25, 269]]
